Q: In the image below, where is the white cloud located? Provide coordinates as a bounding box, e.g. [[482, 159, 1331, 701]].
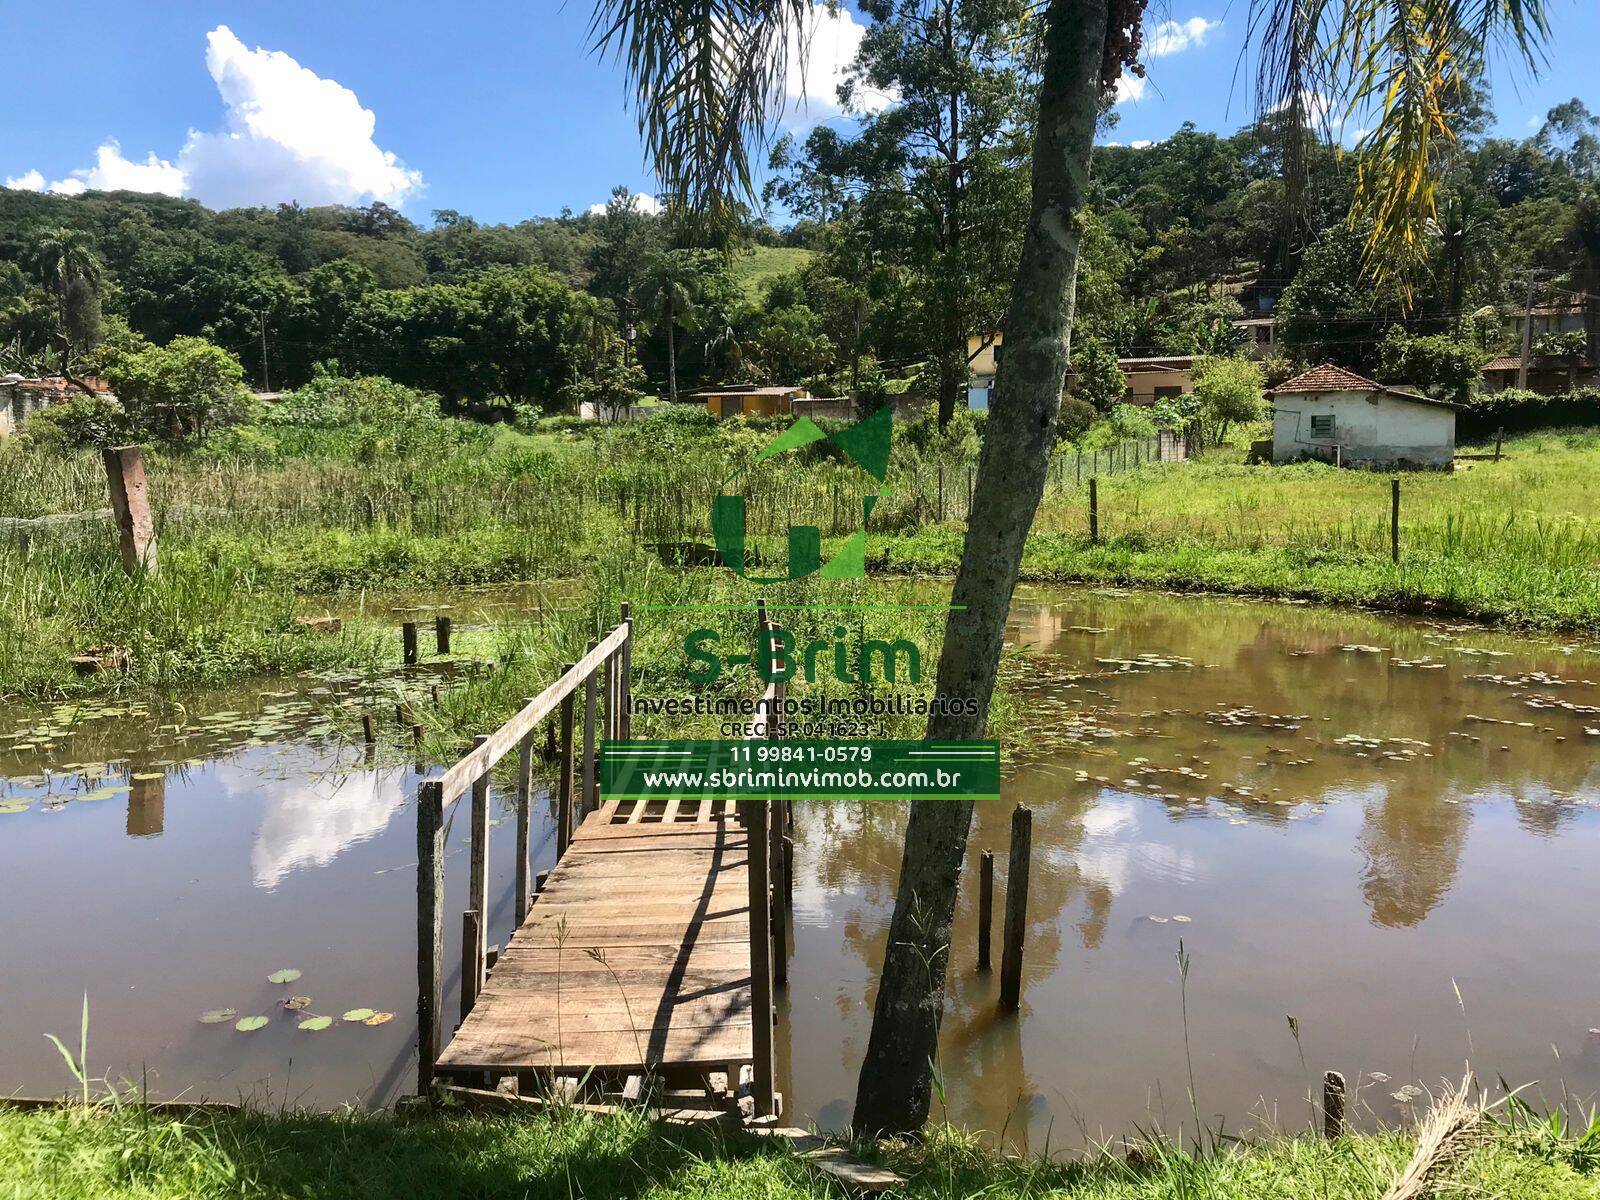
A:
[[1271, 89, 1336, 127], [4, 169, 45, 192], [785, 2, 894, 121], [7, 26, 420, 210], [1115, 74, 1148, 105], [1146, 17, 1221, 57], [1130, 139, 1154, 149], [587, 191, 663, 217]]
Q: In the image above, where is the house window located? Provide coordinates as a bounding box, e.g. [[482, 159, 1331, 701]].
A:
[[1154, 386, 1184, 400], [1309, 414, 1336, 439]]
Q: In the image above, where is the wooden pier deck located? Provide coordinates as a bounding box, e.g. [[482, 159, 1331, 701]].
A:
[[436, 797, 758, 1084], [415, 611, 788, 1116]]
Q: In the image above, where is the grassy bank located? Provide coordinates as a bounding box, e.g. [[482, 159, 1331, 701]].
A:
[[2, 1103, 1596, 1200]]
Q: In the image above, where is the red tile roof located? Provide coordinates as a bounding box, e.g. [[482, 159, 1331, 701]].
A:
[[1271, 363, 1456, 408], [1482, 355, 1595, 372], [1, 375, 113, 395]]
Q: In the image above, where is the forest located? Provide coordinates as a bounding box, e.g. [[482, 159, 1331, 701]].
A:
[[2, 87, 1599, 426]]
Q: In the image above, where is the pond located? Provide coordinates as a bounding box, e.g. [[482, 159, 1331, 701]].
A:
[[2, 585, 1598, 1148]]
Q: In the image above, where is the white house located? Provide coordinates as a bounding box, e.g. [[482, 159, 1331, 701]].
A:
[[1270, 364, 1457, 470]]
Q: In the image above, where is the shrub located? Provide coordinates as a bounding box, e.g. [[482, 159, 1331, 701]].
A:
[[18, 390, 130, 450], [1055, 395, 1097, 443], [1070, 336, 1127, 413], [1376, 326, 1485, 406], [1191, 355, 1265, 444], [96, 334, 253, 441], [1459, 386, 1600, 438]]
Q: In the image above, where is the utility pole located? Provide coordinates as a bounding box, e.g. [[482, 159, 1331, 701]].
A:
[[258, 310, 271, 392], [1516, 275, 1536, 391]]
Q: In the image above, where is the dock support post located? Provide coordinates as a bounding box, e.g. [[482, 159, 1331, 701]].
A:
[[619, 604, 633, 738], [403, 621, 419, 666], [468, 734, 490, 1007], [998, 804, 1032, 1014], [435, 616, 452, 655], [582, 640, 599, 815], [460, 909, 482, 1022], [416, 780, 445, 1097], [557, 666, 576, 858], [977, 849, 994, 972], [1323, 1070, 1346, 1139], [515, 704, 535, 926], [744, 796, 776, 1117]]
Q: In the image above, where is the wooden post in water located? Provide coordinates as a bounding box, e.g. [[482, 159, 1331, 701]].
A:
[[468, 734, 490, 1009], [403, 622, 419, 666], [102, 446, 158, 575], [977, 850, 994, 972], [361, 713, 376, 745], [1323, 1070, 1346, 1139], [581, 640, 599, 815], [415, 779, 445, 1097], [460, 909, 482, 1023], [1390, 478, 1401, 564], [557, 665, 576, 857], [1089, 477, 1099, 544], [515, 701, 536, 926], [998, 804, 1032, 1014], [435, 616, 452, 655], [743, 795, 776, 1116]]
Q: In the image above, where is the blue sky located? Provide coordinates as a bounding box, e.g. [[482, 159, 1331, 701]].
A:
[[1, 1, 1594, 226]]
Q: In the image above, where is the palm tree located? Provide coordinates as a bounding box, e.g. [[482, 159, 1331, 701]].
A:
[[591, 0, 1549, 1135], [636, 251, 700, 404], [32, 226, 104, 358]]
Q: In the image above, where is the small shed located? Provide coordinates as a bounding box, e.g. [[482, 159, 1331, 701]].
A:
[[701, 385, 810, 419], [1270, 364, 1456, 470]]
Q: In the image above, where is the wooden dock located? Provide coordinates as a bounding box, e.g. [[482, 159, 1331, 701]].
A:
[[416, 611, 790, 1117]]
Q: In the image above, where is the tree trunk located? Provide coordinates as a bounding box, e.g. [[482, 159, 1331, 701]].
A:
[[852, 0, 1109, 1137], [666, 292, 679, 405]]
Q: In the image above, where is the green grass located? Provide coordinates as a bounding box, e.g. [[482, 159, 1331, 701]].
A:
[[0, 1103, 1595, 1200], [729, 245, 815, 301]]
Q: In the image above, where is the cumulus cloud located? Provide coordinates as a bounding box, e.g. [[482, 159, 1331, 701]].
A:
[[1115, 74, 1148, 105], [1146, 17, 1220, 57], [785, 2, 894, 121], [4, 169, 46, 192], [6, 26, 420, 209], [587, 191, 664, 217]]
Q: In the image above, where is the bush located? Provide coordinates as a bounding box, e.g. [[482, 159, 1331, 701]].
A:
[[96, 333, 254, 441], [1070, 336, 1127, 414], [1055, 395, 1097, 443], [263, 373, 443, 429], [1376, 326, 1485, 406], [1192, 355, 1265, 444], [1459, 386, 1600, 439], [18, 390, 130, 450]]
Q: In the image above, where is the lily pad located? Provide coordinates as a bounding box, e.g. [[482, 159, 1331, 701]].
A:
[[199, 1008, 237, 1024], [0, 801, 30, 814], [235, 1016, 269, 1032], [267, 969, 302, 985], [341, 1008, 376, 1022], [363, 1011, 394, 1026], [297, 1015, 333, 1031]]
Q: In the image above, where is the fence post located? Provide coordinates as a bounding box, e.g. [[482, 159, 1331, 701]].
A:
[[557, 665, 576, 857], [1494, 427, 1504, 462], [102, 446, 158, 575], [1089, 477, 1099, 544], [402, 622, 418, 667], [460, 909, 482, 1023], [1076, 447, 1082, 485], [1323, 1070, 1346, 1139], [998, 804, 1032, 1014], [435, 616, 452, 655], [415, 779, 445, 1097], [1390, 478, 1400, 564], [936, 464, 944, 522], [467, 734, 490, 1010], [977, 849, 994, 972]]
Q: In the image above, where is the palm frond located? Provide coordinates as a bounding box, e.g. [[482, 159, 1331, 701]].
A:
[[591, 0, 815, 223]]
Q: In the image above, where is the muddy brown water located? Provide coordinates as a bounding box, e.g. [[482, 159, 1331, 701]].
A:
[[3, 585, 1599, 1149]]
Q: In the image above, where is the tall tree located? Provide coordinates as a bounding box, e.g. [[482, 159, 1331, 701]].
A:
[[636, 250, 702, 403], [595, 0, 1550, 1135], [32, 226, 104, 359]]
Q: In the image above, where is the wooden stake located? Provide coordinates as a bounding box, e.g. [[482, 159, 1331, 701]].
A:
[[435, 616, 452, 655], [460, 909, 481, 1023], [1323, 1070, 1346, 1140], [977, 850, 994, 972], [743, 797, 776, 1117], [403, 621, 419, 666], [1390, 478, 1401, 564], [998, 804, 1032, 1013], [102, 446, 158, 575], [515, 708, 535, 926], [1494, 427, 1504, 462], [581, 640, 598, 815], [557, 667, 576, 858], [1089, 477, 1099, 544], [361, 713, 376, 745], [468, 734, 490, 1006], [619, 603, 633, 739]]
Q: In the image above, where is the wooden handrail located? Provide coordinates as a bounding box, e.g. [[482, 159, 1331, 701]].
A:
[[435, 622, 628, 807]]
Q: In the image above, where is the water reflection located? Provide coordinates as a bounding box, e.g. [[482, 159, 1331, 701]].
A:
[[242, 766, 407, 889]]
